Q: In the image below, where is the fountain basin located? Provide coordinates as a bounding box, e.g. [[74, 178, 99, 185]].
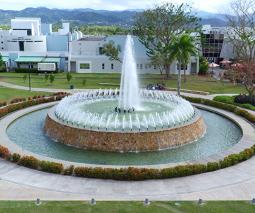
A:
[[44, 107, 205, 152], [44, 90, 206, 152]]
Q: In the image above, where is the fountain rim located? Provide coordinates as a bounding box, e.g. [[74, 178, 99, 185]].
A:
[[1, 101, 249, 169], [49, 105, 202, 133]]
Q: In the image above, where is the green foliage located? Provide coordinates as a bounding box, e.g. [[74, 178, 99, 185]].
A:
[[82, 79, 86, 86], [134, 3, 200, 77], [213, 96, 255, 110], [199, 56, 209, 75], [49, 74, 55, 84], [102, 41, 121, 62], [66, 72, 72, 83], [44, 74, 49, 82], [171, 34, 198, 94], [78, 25, 129, 35], [14, 68, 38, 73], [11, 153, 21, 163], [39, 161, 64, 174], [22, 74, 27, 83], [0, 54, 4, 70], [18, 156, 39, 169]]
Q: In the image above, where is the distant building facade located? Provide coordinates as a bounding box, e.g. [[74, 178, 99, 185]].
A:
[[0, 17, 202, 74], [69, 35, 199, 74], [201, 25, 235, 63]]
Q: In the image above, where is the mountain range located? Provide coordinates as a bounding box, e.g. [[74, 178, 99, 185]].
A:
[[0, 7, 228, 27]]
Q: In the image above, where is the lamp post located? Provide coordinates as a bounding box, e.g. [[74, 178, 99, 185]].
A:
[[28, 63, 31, 91]]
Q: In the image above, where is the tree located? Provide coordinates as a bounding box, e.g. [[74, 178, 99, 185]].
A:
[[66, 72, 72, 84], [225, 0, 255, 95], [101, 41, 121, 63], [198, 56, 209, 75], [226, 0, 255, 62], [23, 74, 27, 83], [44, 74, 49, 82], [0, 54, 4, 71], [133, 3, 200, 78], [49, 74, 55, 85], [171, 34, 198, 95]]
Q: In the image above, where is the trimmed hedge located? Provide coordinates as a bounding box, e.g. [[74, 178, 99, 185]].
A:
[[0, 95, 255, 180], [183, 96, 255, 123], [18, 156, 39, 169], [0, 145, 10, 159], [39, 161, 63, 174]]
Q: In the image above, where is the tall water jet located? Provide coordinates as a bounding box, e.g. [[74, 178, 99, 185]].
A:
[[118, 35, 141, 111]]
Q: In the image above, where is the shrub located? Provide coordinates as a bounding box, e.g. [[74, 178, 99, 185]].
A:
[[11, 153, 21, 163], [0, 145, 10, 159], [207, 162, 220, 172], [234, 94, 255, 106], [0, 101, 7, 107], [18, 156, 39, 169], [39, 161, 63, 174], [15, 68, 38, 73], [63, 165, 74, 175]]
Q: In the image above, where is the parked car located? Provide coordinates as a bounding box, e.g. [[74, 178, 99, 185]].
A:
[[146, 83, 166, 91]]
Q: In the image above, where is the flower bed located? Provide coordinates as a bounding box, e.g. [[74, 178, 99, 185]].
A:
[[0, 95, 255, 180]]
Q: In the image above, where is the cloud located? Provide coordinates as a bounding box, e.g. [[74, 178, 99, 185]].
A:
[[0, 0, 232, 13]]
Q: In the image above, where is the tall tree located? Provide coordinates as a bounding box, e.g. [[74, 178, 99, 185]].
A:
[[171, 34, 198, 95], [133, 3, 200, 78], [226, 0, 255, 62], [225, 0, 255, 96]]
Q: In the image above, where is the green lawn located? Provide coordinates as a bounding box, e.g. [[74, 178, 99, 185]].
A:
[[0, 72, 246, 94], [0, 87, 50, 102], [0, 201, 254, 213]]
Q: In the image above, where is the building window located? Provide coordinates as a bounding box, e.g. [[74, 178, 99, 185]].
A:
[[19, 41, 24, 51], [140, 64, 143, 69], [137, 64, 139, 69], [27, 29, 32, 36], [80, 63, 90, 70], [154, 65, 157, 70], [111, 63, 114, 70], [99, 47, 104, 55], [102, 63, 105, 70]]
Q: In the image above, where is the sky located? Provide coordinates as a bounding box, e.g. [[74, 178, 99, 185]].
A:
[[0, 0, 232, 13]]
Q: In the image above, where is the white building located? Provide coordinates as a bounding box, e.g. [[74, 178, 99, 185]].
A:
[[69, 35, 199, 74], [0, 18, 74, 71], [0, 17, 200, 74]]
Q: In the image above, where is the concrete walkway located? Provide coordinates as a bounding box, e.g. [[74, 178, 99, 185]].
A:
[[1, 80, 255, 200]]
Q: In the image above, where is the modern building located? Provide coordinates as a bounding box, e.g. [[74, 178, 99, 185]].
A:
[[201, 25, 234, 63], [0, 17, 201, 74], [69, 35, 199, 74], [0, 18, 74, 71]]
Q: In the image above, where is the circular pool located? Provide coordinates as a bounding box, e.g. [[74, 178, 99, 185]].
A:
[[6, 107, 242, 166]]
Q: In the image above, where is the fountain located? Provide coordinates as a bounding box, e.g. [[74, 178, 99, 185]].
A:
[[118, 35, 141, 111], [44, 35, 206, 152]]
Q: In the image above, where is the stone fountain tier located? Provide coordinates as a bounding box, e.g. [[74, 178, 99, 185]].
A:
[[44, 106, 206, 152]]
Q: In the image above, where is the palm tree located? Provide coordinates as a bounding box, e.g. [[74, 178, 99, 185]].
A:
[[172, 34, 198, 95]]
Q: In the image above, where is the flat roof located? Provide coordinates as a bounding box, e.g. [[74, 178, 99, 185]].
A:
[[15, 56, 44, 63], [15, 56, 61, 63], [1, 56, 9, 62]]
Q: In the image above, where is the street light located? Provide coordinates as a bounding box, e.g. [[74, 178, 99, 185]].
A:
[[28, 63, 31, 91]]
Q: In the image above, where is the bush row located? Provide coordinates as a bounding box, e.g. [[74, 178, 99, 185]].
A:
[[0, 143, 255, 180], [0, 101, 7, 108], [183, 96, 255, 123], [0, 95, 254, 180], [0, 94, 69, 118]]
